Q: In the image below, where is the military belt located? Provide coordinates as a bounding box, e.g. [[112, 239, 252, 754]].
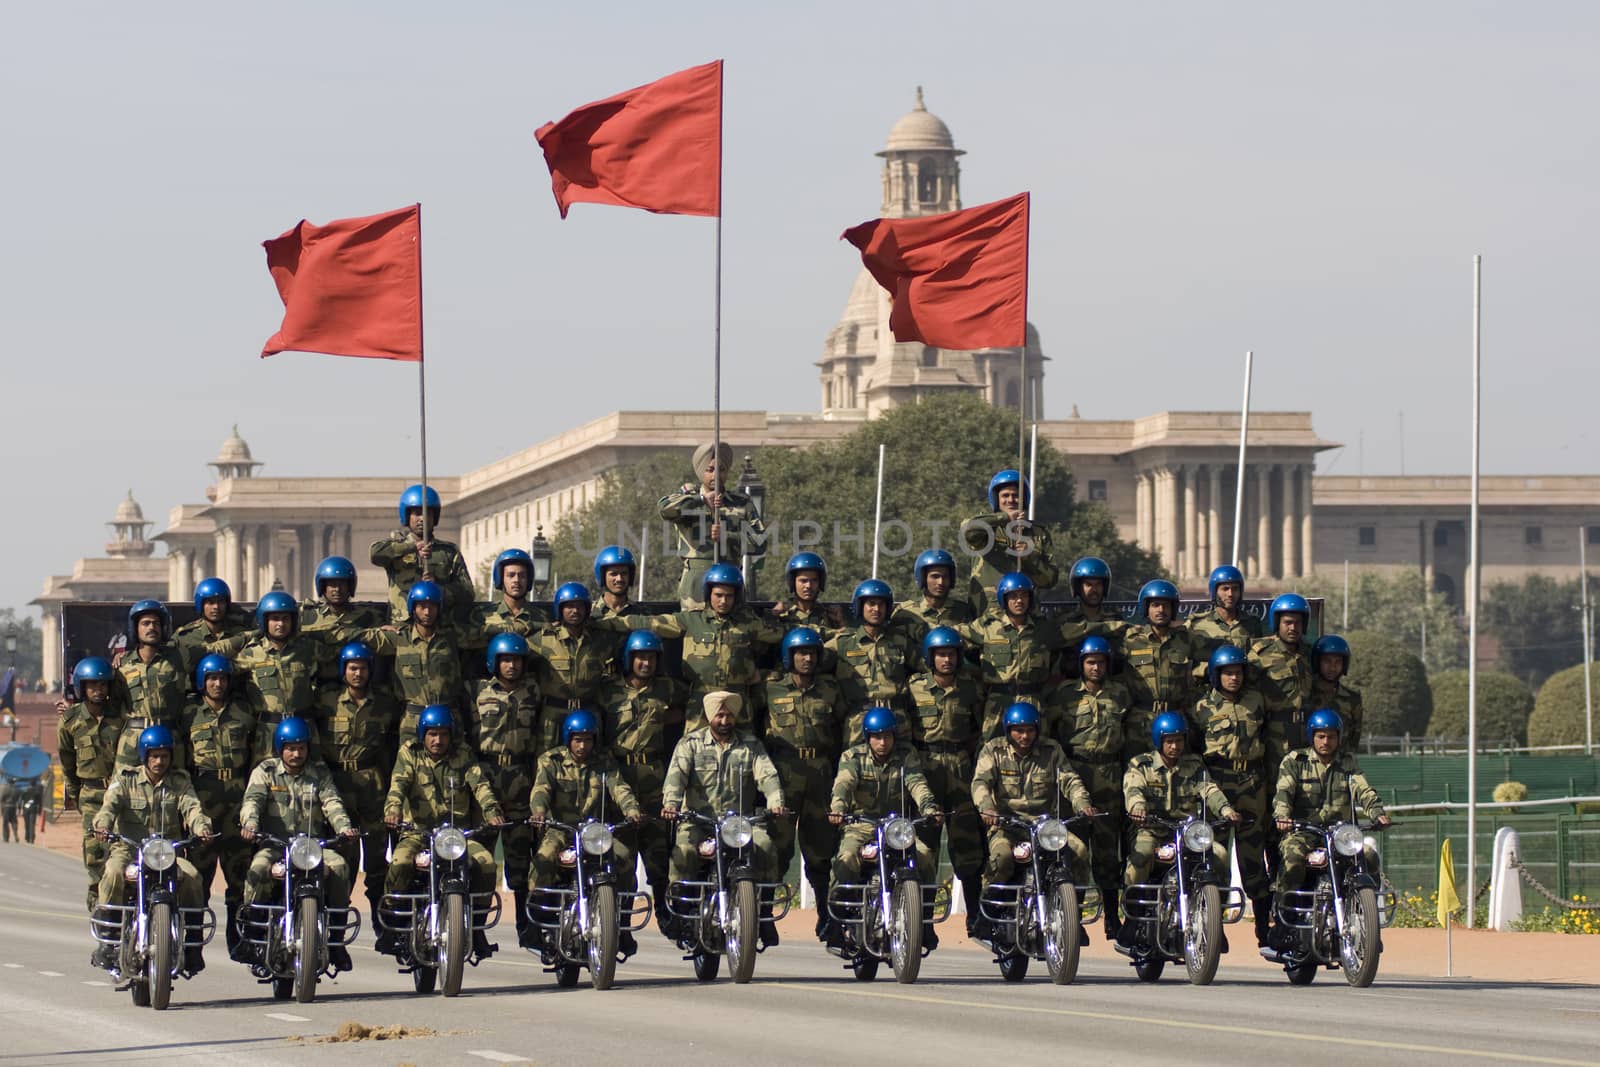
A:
[[1209, 759, 1261, 775], [195, 767, 240, 782], [786, 746, 821, 760], [542, 697, 581, 711], [923, 741, 970, 754], [336, 756, 384, 773], [493, 754, 532, 769], [619, 753, 657, 766]]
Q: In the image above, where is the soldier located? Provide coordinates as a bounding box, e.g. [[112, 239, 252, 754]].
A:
[[1186, 564, 1264, 663], [960, 572, 1066, 740], [1052, 635, 1132, 940], [1056, 556, 1129, 671], [217, 591, 325, 767], [382, 704, 508, 959], [904, 626, 985, 929], [90, 725, 216, 973], [299, 557, 386, 687], [1119, 580, 1203, 762], [963, 469, 1060, 613], [528, 709, 644, 956], [463, 549, 551, 668], [183, 653, 256, 954], [758, 628, 847, 936], [596, 630, 686, 931], [1119, 712, 1241, 947], [467, 632, 544, 949], [659, 441, 767, 608], [891, 548, 976, 643], [173, 578, 252, 682], [238, 717, 359, 971], [362, 580, 468, 744], [1272, 709, 1390, 898], [770, 552, 844, 637], [826, 707, 942, 949], [370, 483, 476, 629], [1309, 635, 1365, 751], [531, 581, 629, 753], [1248, 593, 1316, 776], [591, 545, 643, 622], [318, 641, 400, 924], [116, 599, 189, 770], [661, 691, 788, 947], [57, 657, 127, 912], [1192, 644, 1272, 945], [828, 579, 920, 743]]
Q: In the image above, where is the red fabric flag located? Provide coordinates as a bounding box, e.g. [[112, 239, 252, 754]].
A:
[[842, 193, 1030, 350], [260, 204, 423, 361], [536, 60, 722, 219]]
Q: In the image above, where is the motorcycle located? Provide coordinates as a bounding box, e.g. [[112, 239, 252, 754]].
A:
[[237, 833, 362, 1003], [377, 820, 503, 996], [664, 810, 790, 984], [977, 813, 1100, 984], [825, 812, 948, 984], [1263, 819, 1397, 987], [525, 817, 652, 990], [1116, 814, 1247, 984], [89, 833, 216, 1010]]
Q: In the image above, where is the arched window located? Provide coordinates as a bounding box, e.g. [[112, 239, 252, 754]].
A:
[[917, 158, 938, 202], [920, 346, 938, 368], [1005, 379, 1020, 409]]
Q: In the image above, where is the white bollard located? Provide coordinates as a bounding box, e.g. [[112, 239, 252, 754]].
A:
[[799, 879, 815, 910], [637, 855, 648, 895], [1487, 826, 1523, 931], [950, 874, 966, 916]]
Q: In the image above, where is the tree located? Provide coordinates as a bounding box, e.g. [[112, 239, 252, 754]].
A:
[[1481, 575, 1596, 690], [547, 451, 705, 600], [1425, 669, 1534, 745], [1343, 629, 1432, 737], [1526, 663, 1599, 750], [1296, 569, 1465, 673]]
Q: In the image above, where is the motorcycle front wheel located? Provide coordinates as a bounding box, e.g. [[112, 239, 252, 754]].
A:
[[852, 956, 880, 981], [1043, 882, 1081, 986], [997, 953, 1029, 982], [441, 892, 468, 997], [1134, 956, 1165, 983], [1340, 887, 1380, 988], [293, 897, 320, 1003], [1286, 959, 1318, 985], [692, 951, 721, 982], [588, 884, 619, 990], [1184, 884, 1222, 986], [148, 901, 174, 1011], [726, 879, 759, 984], [890, 879, 922, 985], [412, 965, 437, 993]]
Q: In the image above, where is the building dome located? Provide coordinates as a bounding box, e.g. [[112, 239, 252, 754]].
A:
[[884, 87, 955, 152], [113, 489, 144, 524], [214, 424, 255, 465]]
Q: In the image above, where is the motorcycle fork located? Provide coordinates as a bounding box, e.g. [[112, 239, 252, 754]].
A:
[[877, 828, 895, 924], [574, 852, 592, 936], [1174, 834, 1192, 932], [1328, 835, 1348, 937]]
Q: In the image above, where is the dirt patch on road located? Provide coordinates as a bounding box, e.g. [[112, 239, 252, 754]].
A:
[[289, 1020, 461, 1043]]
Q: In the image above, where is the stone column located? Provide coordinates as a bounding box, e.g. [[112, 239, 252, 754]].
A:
[[167, 548, 187, 601], [1164, 468, 1182, 575], [41, 611, 62, 690], [1136, 472, 1152, 549], [242, 526, 259, 601], [1283, 466, 1301, 579], [1300, 465, 1315, 577], [342, 524, 354, 560], [1154, 469, 1171, 566], [1422, 518, 1436, 598], [1208, 466, 1224, 572], [298, 526, 316, 598], [219, 527, 240, 592], [1183, 465, 1199, 581], [1256, 465, 1274, 580]]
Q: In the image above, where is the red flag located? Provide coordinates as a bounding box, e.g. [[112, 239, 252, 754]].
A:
[[536, 61, 722, 219], [260, 204, 423, 361], [842, 193, 1030, 350]]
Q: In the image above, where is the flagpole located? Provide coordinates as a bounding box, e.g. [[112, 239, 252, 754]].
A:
[[872, 443, 886, 579], [1466, 255, 1482, 928], [711, 64, 724, 566], [1017, 192, 1031, 479], [1027, 423, 1039, 522], [415, 202, 431, 579], [1231, 351, 1253, 568]]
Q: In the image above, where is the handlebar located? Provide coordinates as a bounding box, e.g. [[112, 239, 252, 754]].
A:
[[1282, 819, 1394, 834], [526, 817, 637, 834], [1137, 813, 1251, 833], [104, 833, 202, 850], [837, 812, 935, 827], [253, 833, 360, 849], [678, 810, 770, 827]]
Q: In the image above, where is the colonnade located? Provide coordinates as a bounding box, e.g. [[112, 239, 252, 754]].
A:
[[1134, 462, 1314, 581]]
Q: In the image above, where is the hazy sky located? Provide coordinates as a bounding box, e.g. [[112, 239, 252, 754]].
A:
[[4, 2, 1598, 614]]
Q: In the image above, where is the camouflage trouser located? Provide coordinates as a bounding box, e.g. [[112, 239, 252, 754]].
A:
[[77, 788, 109, 913], [770, 753, 839, 897], [244, 845, 352, 908], [99, 842, 204, 909], [1209, 764, 1270, 898], [615, 760, 667, 896], [675, 557, 714, 607], [329, 765, 392, 909], [985, 826, 1089, 886], [1070, 758, 1125, 899], [190, 771, 250, 914], [1277, 831, 1381, 894], [671, 822, 776, 883], [916, 749, 983, 881], [1125, 827, 1229, 887], [1264, 711, 1306, 783], [531, 827, 635, 889], [478, 762, 536, 893], [386, 834, 498, 895], [832, 824, 936, 884]]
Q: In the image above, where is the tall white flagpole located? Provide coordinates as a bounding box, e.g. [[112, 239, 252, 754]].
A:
[[1231, 351, 1254, 568], [1466, 255, 1482, 927], [871, 443, 886, 579], [1582, 527, 1593, 756]]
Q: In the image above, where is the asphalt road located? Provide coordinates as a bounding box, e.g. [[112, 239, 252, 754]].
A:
[[0, 843, 1594, 1067]]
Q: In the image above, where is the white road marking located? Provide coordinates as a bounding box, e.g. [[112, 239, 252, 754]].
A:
[[467, 1053, 529, 1064], [264, 1012, 310, 1022], [37, 970, 64, 977], [81, 980, 108, 986], [2, 963, 22, 969]]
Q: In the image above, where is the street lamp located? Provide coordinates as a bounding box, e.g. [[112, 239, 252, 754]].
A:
[[4, 627, 16, 667], [530, 525, 554, 594]]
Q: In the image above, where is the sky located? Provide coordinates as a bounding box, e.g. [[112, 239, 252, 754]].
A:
[[3, 2, 1598, 614]]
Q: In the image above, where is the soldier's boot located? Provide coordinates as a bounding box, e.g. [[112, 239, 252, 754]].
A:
[[1102, 886, 1122, 942], [758, 901, 779, 950], [374, 904, 405, 956], [328, 944, 353, 972], [923, 920, 939, 951], [809, 877, 830, 939], [223, 901, 242, 955], [618, 930, 638, 958], [90, 909, 119, 970], [512, 888, 537, 949], [1252, 897, 1272, 947], [183, 922, 206, 975], [472, 906, 496, 959], [961, 877, 984, 937]]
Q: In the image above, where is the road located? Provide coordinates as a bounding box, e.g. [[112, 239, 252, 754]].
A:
[[0, 843, 1594, 1067]]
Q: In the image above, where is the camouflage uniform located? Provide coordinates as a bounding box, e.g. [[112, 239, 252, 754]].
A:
[[1053, 677, 1132, 902], [1056, 607, 1129, 676], [361, 623, 468, 745], [173, 608, 254, 683], [369, 529, 476, 629], [1272, 748, 1386, 891], [770, 601, 843, 639], [238, 757, 355, 908], [529, 619, 626, 751], [662, 727, 785, 882], [962, 513, 1060, 615], [458, 599, 551, 678], [298, 600, 385, 687], [466, 677, 543, 901], [889, 597, 976, 646], [216, 633, 328, 767], [597, 673, 687, 899], [590, 598, 644, 624], [92, 767, 213, 908], [59, 704, 127, 911], [115, 646, 191, 771], [1118, 625, 1202, 761], [756, 670, 846, 901], [959, 611, 1066, 739], [1185, 608, 1265, 664], [383, 740, 503, 895], [1248, 637, 1315, 776], [904, 669, 984, 887], [658, 485, 766, 605], [182, 694, 257, 933], [319, 684, 400, 912], [638, 607, 784, 730], [970, 736, 1091, 885], [827, 625, 920, 743], [1192, 686, 1270, 898], [1122, 752, 1235, 885], [528, 747, 642, 887], [829, 741, 939, 882], [1309, 679, 1366, 752]]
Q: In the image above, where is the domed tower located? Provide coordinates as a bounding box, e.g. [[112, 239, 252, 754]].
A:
[[209, 424, 263, 482], [819, 89, 1044, 419], [105, 490, 155, 558]]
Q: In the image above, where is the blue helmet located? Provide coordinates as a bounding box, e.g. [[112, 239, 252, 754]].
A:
[[273, 716, 312, 755], [338, 641, 375, 672], [1137, 579, 1180, 620], [406, 580, 443, 619], [254, 590, 298, 634], [622, 630, 664, 675], [702, 563, 745, 606], [417, 703, 455, 742], [192, 577, 232, 615], [852, 579, 893, 621], [313, 556, 357, 597], [1208, 565, 1245, 602], [1151, 711, 1189, 748], [72, 656, 114, 685], [1207, 644, 1248, 690], [1003, 702, 1042, 730], [128, 599, 171, 641], [552, 581, 591, 617], [1069, 557, 1112, 597], [561, 709, 600, 746], [1078, 634, 1114, 664], [1269, 593, 1311, 635], [781, 627, 825, 670], [137, 724, 175, 763], [1312, 634, 1351, 676], [492, 548, 535, 591], [398, 484, 442, 525], [592, 545, 636, 587], [486, 632, 533, 673], [194, 653, 232, 695], [996, 571, 1035, 612], [785, 552, 827, 594], [922, 626, 964, 668], [987, 469, 1030, 511], [1306, 707, 1344, 741], [862, 707, 897, 736], [914, 548, 957, 591]]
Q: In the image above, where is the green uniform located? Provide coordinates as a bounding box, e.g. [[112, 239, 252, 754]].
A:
[[319, 685, 400, 911], [1309, 679, 1366, 752], [115, 646, 191, 772], [92, 767, 213, 909], [770, 601, 842, 640], [829, 741, 939, 883], [1273, 748, 1386, 891], [658, 485, 766, 605], [1118, 624, 1202, 761], [889, 597, 976, 645], [636, 607, 783, 729], [238, 757, 355, 908], [460, 598, 551, 674], [1248, 637, 1314, 775], [827, 625, 919, 742], [1122, 752, 1236, 885], [528, 747, 641, 888], [662, 727, 784, 882], [529, 620, 626, 750], [369, 529, 476, 629], [1192, 686, 1270, 898], [1185, 607, 1264, 663], [757, 670, 846, 901], [383, 740, 503, 895], [597, 674, 686, 900], [960, 610, 1065, 739], [905, 669, 984, 885], [467, 677, 543, 898], [971, 736, 1091, 885], [298, 600, 385, 686], [1053, 678, 1131, 901], [59, 703, 128, 911], [362, 623, 468, 744], [182, 695, 257, 927], [1056, 607, 1129, 677], [173, 608, 253, 683], [962, 512, 1060, 615], [590, 598, 644, 624], [218, 633, 327, 766]]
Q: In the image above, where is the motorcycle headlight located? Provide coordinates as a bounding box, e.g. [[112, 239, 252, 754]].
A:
[[289, 837, 324, 872], [140, 838, 176, 872], [1035, 818, 1070, 853], [1182, 822, 1215, 853], [434, 828, 468, 862], [1332, 824, 1365, 857], [883, 818, 916, 851], [720, 815, 753, 849], [579, 822, 614, 857]]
